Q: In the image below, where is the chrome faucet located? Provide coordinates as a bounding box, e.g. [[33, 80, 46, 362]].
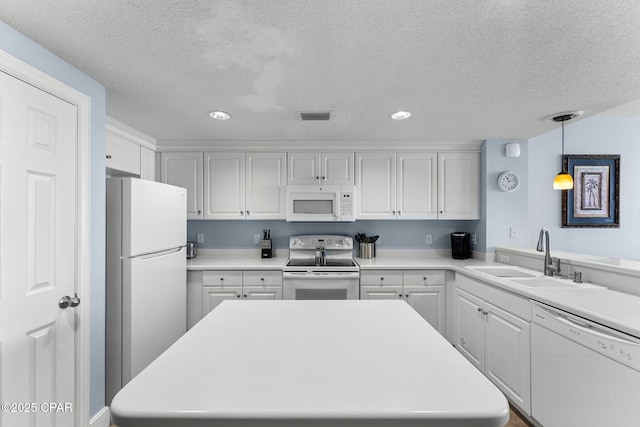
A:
[[314, 245, 326, 266], [536, 228, 561, 276]]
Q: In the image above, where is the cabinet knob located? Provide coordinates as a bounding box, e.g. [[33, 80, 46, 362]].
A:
[[423, 277, 427, 281], [380, 277, 384, 281], [398, 211, 401, 215], [236, 294, 241, 298], [483, 310, 488, 315], [398, 294, 402, 298], [440, 210, 444, 214], [405, 294, 409, 298], [392, 211, 396, 215], [477, 307, 482, 312], [316, 176, 319, 180], [220, 278, 224, 282], [246, 210, 250, 215], [322, 176, 325, 180], [261, 278, 264, 282], [243, 294, 247, 298], [106, 154, 112, 159], [240, 211, 244, 215]]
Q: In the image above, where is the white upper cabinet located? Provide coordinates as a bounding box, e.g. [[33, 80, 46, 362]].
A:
[[245, 152, 286, 220], [396, 152, 437, 220], [356, 151, 440, 220], [140, 146, 156, 181], [204, 152, 246, 220], [203, 152, 286, 220], [106, 132, 141, 175], [355, 152, 397, 219], [288, 152, 354, 185], [438, 152, 480, 220], [161, 152, 204, 220], [106, 116, 157, 178]]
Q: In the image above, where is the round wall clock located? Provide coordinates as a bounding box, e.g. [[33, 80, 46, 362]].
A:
[[497, 171, 519, 192]]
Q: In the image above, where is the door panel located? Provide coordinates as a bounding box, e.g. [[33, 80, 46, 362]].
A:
[[453, 288, 484, 370], [485, 302, 531, 414], [405, 285, 445, 334], [396, 152, 437, 219], [0, 69, 77, 427]]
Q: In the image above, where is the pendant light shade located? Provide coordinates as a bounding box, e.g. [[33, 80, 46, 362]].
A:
[[550, 112, 582, 190], [553, 171, 574, 189]]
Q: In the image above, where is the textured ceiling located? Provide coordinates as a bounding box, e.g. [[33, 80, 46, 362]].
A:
[[2, 0, 640, 145]]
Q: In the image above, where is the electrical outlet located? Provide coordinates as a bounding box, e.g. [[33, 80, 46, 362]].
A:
[[197, 233, 204, 244], [253, 234, 261, 244], [510, 227, 519, 238], [471, 234, 477, 245], [426, 234, 433, 245]]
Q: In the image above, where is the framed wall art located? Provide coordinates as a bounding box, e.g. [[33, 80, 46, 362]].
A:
[[561, 154, 620, 228]]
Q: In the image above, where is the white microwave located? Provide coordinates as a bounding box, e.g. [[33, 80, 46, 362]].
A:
[[285, 185, 355, 222]]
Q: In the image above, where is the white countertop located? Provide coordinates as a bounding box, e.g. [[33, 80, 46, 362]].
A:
[[110, 300, 509, 427], [187, 249, 288, 270], [186, 248, 640, 337]]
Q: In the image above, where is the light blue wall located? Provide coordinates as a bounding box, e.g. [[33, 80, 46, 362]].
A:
[[0, 21, 107, 417], [528, 116, 640, 259], [483, 139, 530, 253], [188, 220, 479, 252]]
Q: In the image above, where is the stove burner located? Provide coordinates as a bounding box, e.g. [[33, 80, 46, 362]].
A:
[[286, 259, 356, 268]]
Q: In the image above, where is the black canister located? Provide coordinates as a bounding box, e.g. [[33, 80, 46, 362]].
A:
[[451, 232, 471, 259]]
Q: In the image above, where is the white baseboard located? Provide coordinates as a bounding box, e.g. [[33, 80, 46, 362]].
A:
[[89, 406, 110, 427]]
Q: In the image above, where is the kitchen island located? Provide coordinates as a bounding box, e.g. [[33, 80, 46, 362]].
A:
[[111, 300, 509, 427]]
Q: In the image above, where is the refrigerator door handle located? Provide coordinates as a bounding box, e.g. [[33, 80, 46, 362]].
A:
[[123, 246, 185, 260]]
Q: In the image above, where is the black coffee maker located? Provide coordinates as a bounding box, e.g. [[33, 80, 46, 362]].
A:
[[451, 232, 471, 259]]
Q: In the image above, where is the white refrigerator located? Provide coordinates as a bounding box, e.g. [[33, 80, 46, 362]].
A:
[[106, 177, 187, 404]]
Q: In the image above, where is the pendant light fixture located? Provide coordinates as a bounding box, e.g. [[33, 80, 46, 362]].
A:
[[550, 111, 582, 190]]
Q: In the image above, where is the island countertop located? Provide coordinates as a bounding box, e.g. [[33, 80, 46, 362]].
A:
[[111, 300, 509, 427]]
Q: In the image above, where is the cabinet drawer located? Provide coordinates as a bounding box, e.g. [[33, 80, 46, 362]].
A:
[[202, 270, 243, 286], [360, 270, 403, 286], [243, 270, 282, 287], [403, 270, 446, 286]]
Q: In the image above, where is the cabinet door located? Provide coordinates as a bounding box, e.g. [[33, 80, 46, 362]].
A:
[[246, 152, 286, 220], [202, 286, 242, 316], [453, 288, 484, 370], [355, 152, 396, 219], [161, 152, 204, 219], [243, 286, 282, 300], [321, 152, 354, 185], [106, 130, 141, 176], [360, 285, 403, 300], [204, 152, 245, 219], [438, 152, 479, 219], [140, 146, 155, 181], [396, 152, 437, 219], [484, 302, 531, 415], [287, 152, 320, 185], [404, 285, 445, 334]]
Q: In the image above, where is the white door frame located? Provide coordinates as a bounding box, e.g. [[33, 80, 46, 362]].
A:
[[0, 49, 92, 426]]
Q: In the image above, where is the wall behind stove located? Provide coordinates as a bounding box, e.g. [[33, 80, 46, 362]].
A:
[[187, 220, 479, 250]]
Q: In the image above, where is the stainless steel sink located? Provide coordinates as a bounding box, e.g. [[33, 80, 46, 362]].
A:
[[464, 265, 541, 278]]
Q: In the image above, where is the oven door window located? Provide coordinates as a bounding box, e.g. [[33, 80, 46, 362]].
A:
[[292, 199, 334, 214]]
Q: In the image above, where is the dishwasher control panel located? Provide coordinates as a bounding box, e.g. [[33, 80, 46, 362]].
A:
[[532, 302, 640, 372]]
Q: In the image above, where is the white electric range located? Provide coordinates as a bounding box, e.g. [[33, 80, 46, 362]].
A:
[[282, 235, 360, 300]]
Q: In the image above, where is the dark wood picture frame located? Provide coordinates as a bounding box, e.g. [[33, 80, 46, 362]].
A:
[[561, 154, 620, 228]]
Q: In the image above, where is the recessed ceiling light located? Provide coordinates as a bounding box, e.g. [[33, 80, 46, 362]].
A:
[[390, 110, 411, 120], [208, 110, 232, 120]]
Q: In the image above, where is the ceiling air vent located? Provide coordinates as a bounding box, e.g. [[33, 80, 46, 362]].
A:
[[300, 111, 331, 121]]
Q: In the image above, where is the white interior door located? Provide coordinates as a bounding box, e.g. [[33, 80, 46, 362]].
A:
[[0, 69, 78, 426]]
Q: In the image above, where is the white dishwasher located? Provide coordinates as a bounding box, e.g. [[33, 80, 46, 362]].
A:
[[531, 301, 640, 427]]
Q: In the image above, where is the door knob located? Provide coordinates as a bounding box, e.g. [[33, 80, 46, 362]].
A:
[[59, 293, 80, 309]]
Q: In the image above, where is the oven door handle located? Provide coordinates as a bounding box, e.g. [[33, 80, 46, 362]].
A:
[[283, 272, 360, 280]]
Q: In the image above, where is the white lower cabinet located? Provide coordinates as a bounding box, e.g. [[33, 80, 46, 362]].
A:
[[188, 270, 282, 329], [454, 275, 531, 415], [360, 269, 445, 335]]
